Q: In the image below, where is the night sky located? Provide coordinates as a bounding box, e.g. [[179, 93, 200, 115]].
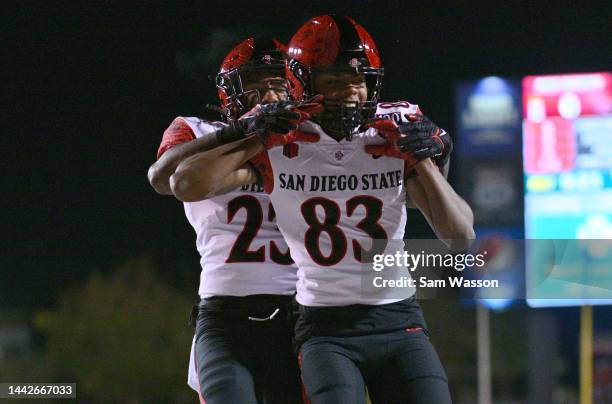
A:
[[4, 1, 611, 308]]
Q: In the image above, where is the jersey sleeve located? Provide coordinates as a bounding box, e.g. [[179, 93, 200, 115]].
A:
[[248, 151, 274, 194], [156, 117, 196, 159]]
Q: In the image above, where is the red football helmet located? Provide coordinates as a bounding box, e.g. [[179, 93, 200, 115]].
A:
[[286, 15, 384, 138], [216, 37, 287, 120]]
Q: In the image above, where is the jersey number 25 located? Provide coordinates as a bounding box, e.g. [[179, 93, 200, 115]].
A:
[[225, 195, 293, 265]]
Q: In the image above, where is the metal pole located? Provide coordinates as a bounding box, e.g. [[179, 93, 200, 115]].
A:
[[580, 305, 593, 404], [477, 304, 492, 404]]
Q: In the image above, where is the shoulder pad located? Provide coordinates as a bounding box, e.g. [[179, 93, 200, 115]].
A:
[[178, 117, 226, 139], [375, 102, 422, 125]]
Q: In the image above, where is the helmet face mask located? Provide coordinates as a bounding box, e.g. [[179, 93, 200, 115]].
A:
[[216, 38, 287, 121], [217, 64, 287, 120], [316, 99, 364, 140], [286, 15, 384, 140]]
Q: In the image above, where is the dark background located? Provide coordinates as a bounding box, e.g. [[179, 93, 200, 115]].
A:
[[4, 0, 612, 309]]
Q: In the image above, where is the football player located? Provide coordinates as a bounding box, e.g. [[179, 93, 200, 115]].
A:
[[148, 38, 317, 404], [170, 16, 474, 404]]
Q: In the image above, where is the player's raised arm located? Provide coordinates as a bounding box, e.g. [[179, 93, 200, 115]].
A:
[[365, 114, 474, 245], [170, 134, 264, 201], [397, 114, 473, 241], [171, 102, 321, 201], [406, 159, 475, 242], [148, 118, 250, 195]]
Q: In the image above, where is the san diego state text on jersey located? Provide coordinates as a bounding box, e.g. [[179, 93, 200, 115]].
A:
[[278, 171, 404, 192]]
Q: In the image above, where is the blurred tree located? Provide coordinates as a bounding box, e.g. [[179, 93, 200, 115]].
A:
[[35, 256, 194, 403]]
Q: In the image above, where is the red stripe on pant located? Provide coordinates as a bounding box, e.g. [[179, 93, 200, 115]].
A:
[[297, 352, 311, 404]]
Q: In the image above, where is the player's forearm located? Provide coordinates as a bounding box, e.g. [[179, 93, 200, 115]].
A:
[[148, 131, 231, 195], [413, 159, 475, 241], [170, 135, 264, 201]]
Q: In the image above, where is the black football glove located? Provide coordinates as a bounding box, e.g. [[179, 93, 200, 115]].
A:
[[214, 102, 299, 145], [215, 97, 323, 147], [395, 114, 452, 167], [241, 102, 303, 134], [254, 97, 323, 149]]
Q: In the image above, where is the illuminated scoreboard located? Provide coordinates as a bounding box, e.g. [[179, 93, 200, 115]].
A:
[[523, 73, 612, 239], [523, 73, 612, 307], [455, 72, 612, 308]]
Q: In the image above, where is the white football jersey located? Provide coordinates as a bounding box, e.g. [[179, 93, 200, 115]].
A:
[[177, 117, 298, 298], [258, 102, 421, 306]]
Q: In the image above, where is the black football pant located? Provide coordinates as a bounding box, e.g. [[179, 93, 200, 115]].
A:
[[194, 295, 303, 404], [299, 329, 451, 404]]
